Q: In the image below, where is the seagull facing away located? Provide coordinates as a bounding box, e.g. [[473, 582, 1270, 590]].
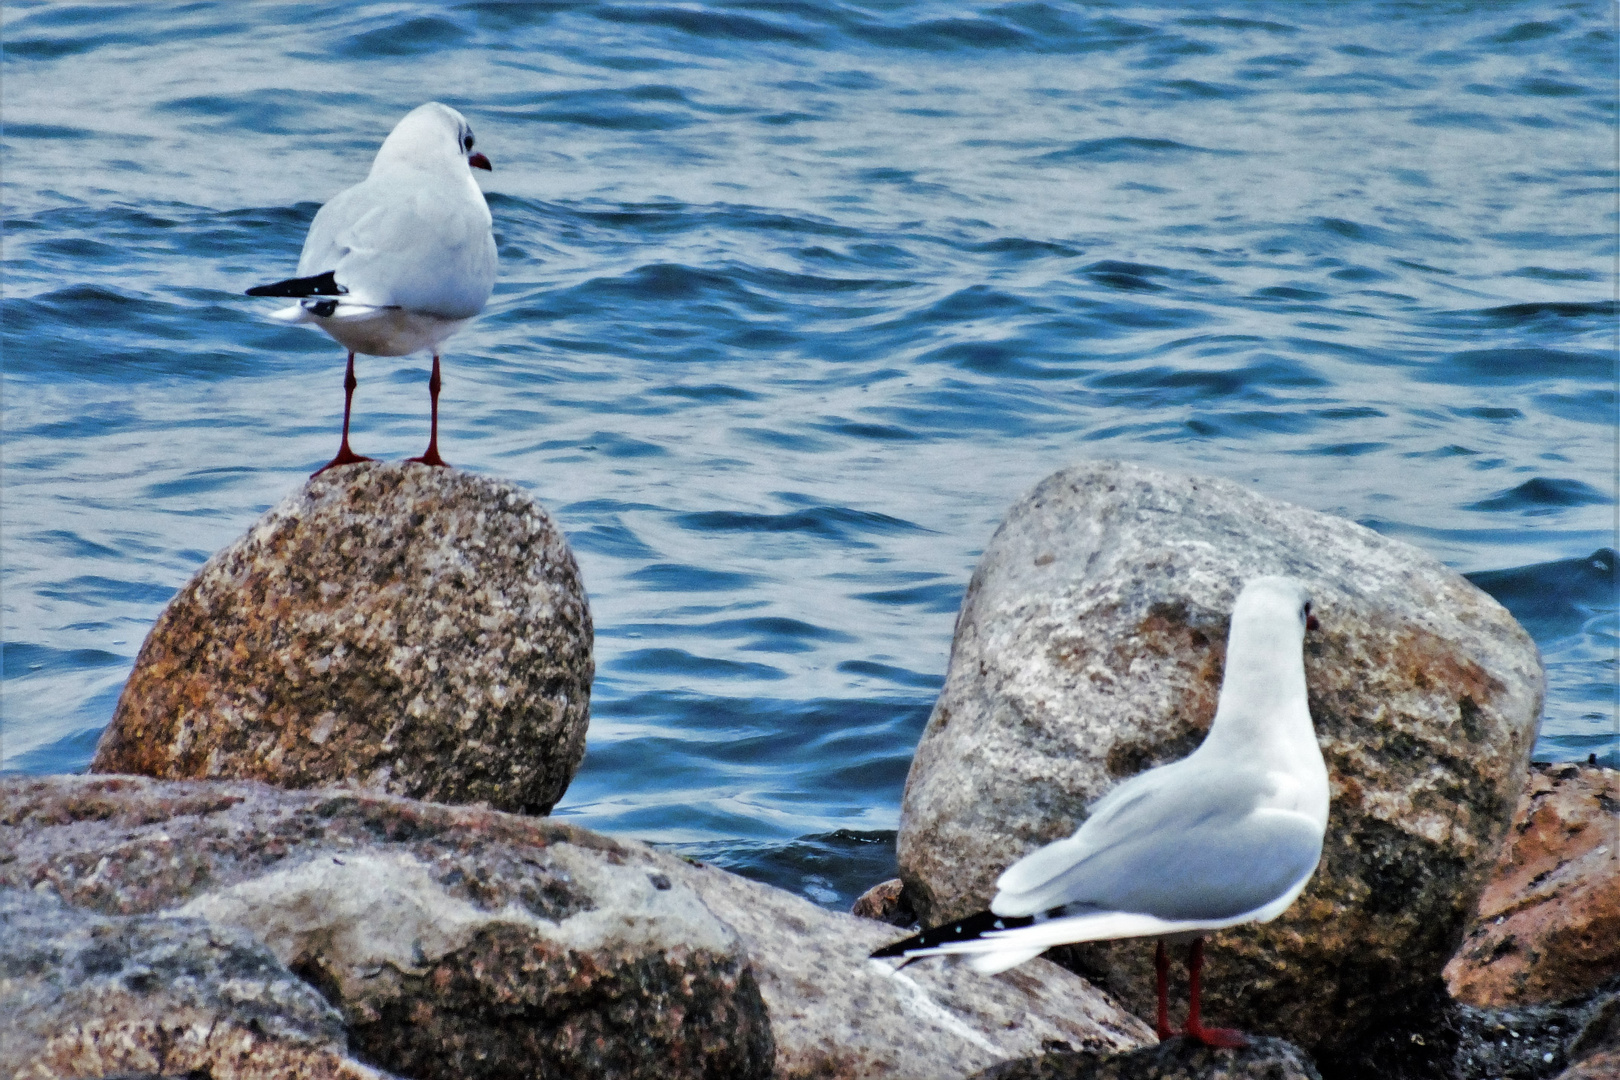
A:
[[247, 102, 497, 474], [873, 576, 1328, 1049]]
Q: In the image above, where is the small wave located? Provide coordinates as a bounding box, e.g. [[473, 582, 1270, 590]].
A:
[[1468, 549, 1617, 641], [594, 6, 823, 46], [614, 648, 788, 681], [36, 576, 176, 607], [624, 563, 762, 593], [676, 506, 926, 541], [1424, 347, 1613, 384], [850, 583, 964, 613], [335, 15, 470, 59], [1534, 390, 1616, 426], [1040, 136, 1231, 163], [1487, 21, 1563, 45], [665, 829, 899, 910], [1467, 478, 1614, 514], [1090, 358, 1326, 404], [2, 642, 126, 680]]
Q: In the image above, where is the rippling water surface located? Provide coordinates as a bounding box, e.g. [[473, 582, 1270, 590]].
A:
[[4, 1, 1615, 908]]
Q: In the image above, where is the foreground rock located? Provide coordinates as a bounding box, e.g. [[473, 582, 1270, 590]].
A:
[[1, 889, 387, 1080], [2, 775, 1152, 1079], [92, 462, 593, 815], [967, 1037, 1321, 1080], [1445, 762, 1619, 1008], [897, 461, 1545, 1065], [2, 774, 768, 1080], [680, 857, 1151, 1077]]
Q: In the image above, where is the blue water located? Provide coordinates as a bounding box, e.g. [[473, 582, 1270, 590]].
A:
[[3, 1, 1615, 910]]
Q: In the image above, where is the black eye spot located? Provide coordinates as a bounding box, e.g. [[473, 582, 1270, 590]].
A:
[[464, 134, 474, 151]]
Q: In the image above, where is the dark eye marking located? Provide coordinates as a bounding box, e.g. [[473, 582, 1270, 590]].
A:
[[464, 134, 474, 151]]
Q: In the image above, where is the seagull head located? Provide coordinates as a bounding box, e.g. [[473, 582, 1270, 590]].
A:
[[370, 102, 493, 178], [1230, 576, 1316, 646]]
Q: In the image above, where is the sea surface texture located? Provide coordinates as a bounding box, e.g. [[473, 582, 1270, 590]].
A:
[[3, 1, 1615, 909]]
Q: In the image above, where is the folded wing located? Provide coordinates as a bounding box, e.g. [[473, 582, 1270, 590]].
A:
[[991, 761, 1324, 922], [294, 178, 497, 321]]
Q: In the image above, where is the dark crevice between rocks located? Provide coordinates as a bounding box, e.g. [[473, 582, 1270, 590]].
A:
[[1317, 974, 1620, 1080], [968, 1034, 1322, 1079]]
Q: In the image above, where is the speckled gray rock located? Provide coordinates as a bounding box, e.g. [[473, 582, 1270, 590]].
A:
[[1, 775, 771, 1080], [897, 460, 1544, 1061], [1, 774, 1152, 1080], [0, 888, 390, 1080], [680, 855, 1152, 1078], [92, 461, 592, 815], [967, 1037, 1322, 1080]]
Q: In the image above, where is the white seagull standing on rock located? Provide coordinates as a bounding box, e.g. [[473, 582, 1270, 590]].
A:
[[247, 102, 497, 474], [874, 575, 1328, 1048]]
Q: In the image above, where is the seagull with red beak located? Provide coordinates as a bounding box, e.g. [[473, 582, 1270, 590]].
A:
[[248, 102, 497, 474]]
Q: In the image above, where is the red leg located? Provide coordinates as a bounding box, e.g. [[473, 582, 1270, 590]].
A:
[[1155, 940, 1173, 1041], [407, 353, 448, 467], [313, 351, 375, 476], [1183, 937, 1248, 1049]]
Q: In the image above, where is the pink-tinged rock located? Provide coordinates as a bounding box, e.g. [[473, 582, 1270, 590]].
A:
[[91, 461, 592, 815], [1445, 763, 1620, 1007]]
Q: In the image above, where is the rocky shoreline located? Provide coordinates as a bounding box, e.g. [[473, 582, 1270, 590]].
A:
[[4, 460, 1614, 1080]]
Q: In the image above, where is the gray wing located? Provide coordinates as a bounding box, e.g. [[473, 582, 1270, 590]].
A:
[[993, 762, 1323, 921], [296, 177, 496, 320]]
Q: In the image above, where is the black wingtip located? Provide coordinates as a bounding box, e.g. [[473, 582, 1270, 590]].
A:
[[870, 938, 912, 959], [246, 270, 345, 298], [869, 909, 1035, 960]]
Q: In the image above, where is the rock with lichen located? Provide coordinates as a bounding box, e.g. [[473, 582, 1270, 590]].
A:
[[91, 461, 592, 815], [897, 460, 1545, 1064]]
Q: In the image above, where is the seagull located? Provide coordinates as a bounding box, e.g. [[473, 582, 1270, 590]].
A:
[[246, 102, 498, 474], [873, 576, 1328, 1049]]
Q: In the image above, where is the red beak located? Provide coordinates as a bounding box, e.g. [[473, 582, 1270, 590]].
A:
[[1306, 614, 1320, 632], [468, 152, 492, 171]]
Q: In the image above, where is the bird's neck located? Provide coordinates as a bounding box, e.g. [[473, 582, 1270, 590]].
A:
[[1200, 628, 1317, 770]]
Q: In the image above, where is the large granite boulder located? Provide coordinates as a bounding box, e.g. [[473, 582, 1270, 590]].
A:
[[897, 461, 1545, 1063], [1445, 763, 1620, 1007], [2, 775, 1152, 1079], [0, 889, 388, 1080], [2, 775, 770, 1080], [92, 462, 592, 815]]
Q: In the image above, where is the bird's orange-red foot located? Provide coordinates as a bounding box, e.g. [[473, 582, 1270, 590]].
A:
[[313, 443, 375, 476], [1180, 937, 1249, 1048], [1182, 1022, 1250, 1049]]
